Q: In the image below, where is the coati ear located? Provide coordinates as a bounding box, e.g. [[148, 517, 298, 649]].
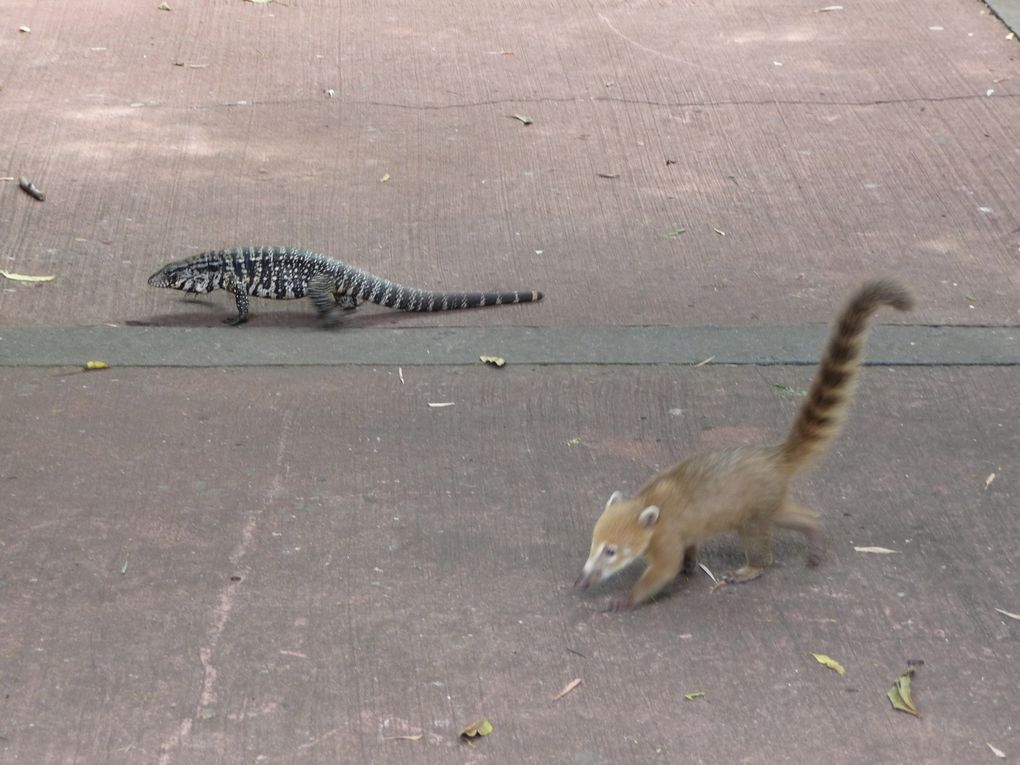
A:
[[605, 491, 624, 510], [637, 505, 660, 528]]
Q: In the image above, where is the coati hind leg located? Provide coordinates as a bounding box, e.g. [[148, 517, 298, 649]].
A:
[[724, 523, 774, 585], [776, 499, 825, 567]]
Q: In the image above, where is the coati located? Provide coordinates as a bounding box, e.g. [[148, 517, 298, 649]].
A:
[[575, 279, 913, 610]]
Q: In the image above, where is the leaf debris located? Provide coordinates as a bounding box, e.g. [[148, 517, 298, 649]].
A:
[[566, 437, 582, 446], [398, 367, 405, 385], [479, 355, 506, 368], [692, 356, 715, 368], [663, 227, 687, 239], [811, 653, 846, 676], [683, 691, 706, 701], [853, 546, 899, 554], [84, 360, 110, 371], [698, 562, 718, 584], [157, 1, 172, 9], [379, 173, 391, 183], [816, 5, 844, 10], [19, 25, 31, 33], [19, 177, 45, 201], [553, 678, 582, 701], [1, 270, 56, 282], [460, 717, 493, 740], [596, 172, 620, 179], [984, 472, 996, 490], [427, 402, 455, 408], [771, 383, 806, 397], [988, 743, 1006, 758], [713, 227, 727, 236], [887, 667, 920, 717], [509, 113, 533, 125], [384, 734, 423, 742], [994, 607, 1020, 621]]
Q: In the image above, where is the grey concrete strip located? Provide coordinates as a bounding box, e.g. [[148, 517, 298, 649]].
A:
[[0, 325, 1016, 367], [985, 0, 1020, 35]]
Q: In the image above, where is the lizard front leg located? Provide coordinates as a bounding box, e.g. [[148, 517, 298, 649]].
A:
[[308, 273, 343, 328], [223, 275, 250, 326]]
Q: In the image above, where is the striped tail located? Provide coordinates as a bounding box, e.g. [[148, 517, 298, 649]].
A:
[[346, 271, 542, 312], [781, 279, 913, 473]]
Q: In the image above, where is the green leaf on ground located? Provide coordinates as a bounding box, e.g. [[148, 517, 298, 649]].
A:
[[811, 653, 846, 676], [887, 668, 920, 717], [461, 717, 493, 739], [683, 692, 706, 701]]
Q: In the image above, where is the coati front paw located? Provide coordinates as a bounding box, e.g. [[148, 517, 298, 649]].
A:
[[722, 565, 764, 585], [223, 316, 246, 326], [606, 594, 634, 612]]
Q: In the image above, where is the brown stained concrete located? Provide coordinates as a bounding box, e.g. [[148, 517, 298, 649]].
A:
[[0, 0, 1019, 327], [1, 365, 1017, 763]]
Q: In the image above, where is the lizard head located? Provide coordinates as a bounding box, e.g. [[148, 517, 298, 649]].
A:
[[148, 256, 219, 293]]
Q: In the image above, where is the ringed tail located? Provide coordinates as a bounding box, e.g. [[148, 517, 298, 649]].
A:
[[347, 270, 542, 312], [781, 279, 913, 472]]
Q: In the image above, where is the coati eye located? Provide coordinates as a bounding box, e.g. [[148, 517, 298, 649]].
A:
[[604, 546, 617, 558]]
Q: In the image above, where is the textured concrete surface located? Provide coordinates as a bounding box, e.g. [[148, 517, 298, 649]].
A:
[[1, 0, 1019, 328], [1, 0, 1018, 763], [1, 365, 1017, 763]]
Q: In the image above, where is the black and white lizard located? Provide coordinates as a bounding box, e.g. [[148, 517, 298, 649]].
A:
[[148, 246, 544, 326]]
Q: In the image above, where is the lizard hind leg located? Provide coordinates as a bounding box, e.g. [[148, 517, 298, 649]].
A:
[[307, 273, 342, 328]]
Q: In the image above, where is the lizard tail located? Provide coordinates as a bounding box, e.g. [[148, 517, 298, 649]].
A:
[[349, 272, 543, 311]]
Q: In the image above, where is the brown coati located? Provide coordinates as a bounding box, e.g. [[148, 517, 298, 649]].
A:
[[575, 280, 913, 610]]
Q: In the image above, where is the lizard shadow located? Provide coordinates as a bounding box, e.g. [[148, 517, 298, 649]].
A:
[[127, 297, 471, 329]]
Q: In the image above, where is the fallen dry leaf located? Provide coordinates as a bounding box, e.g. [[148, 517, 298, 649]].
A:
[[18, 25, 31, 33], [693, 356, 715, 368], [698, 562, 719, 584], [812, 653, 846, 676], [816, 4, 844, 10], [479, 355, 506, 368], [509, 113, 533, 125], [994, 607, 1020, 621], [854, 546, 899, 554], [553, 678, 582, 701], [0, 270, 55, 282], [384, 734, 423, 742], [427, 402, 455, 408], [712, 227, 727, 236], [566, 437, 582, 446], [887, 668, 920, 717], [985, 472, 996, 489], [460, 717, 493, 739], [19, 177, 45, 201], [379, 173, 391, 183], [987, 743, 1006, 758], [84, 360, 109, 371], [398, 367, 405, 384], [683, 692, 706, 701], [157, 1, 171, 9], [596, 172, 620, 179]]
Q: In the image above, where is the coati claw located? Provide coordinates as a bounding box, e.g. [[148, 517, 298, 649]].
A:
[[606, 595, 633, 612]]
